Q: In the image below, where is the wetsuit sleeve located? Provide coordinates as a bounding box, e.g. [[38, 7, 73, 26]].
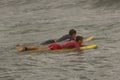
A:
[[57, 34, 74, 42]]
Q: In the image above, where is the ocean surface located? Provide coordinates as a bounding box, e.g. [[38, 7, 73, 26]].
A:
[[0, 0, 120, 80]]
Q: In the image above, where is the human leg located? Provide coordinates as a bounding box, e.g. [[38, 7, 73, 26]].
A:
[[16, 44, 33, 47], [17, 46, 50, 52]]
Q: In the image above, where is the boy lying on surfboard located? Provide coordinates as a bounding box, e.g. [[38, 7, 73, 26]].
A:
[[16, 29, 94, 47], [17, 36, 85, 52], [40, 29, 93, 45], [40, 29, 77, 45]]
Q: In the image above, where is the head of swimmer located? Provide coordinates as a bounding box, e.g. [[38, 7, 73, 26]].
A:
[[76, 36, 83, 45], [69, 29, 76, 39]]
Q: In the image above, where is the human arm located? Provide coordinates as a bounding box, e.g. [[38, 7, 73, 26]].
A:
[[57, 34, 74, 42]]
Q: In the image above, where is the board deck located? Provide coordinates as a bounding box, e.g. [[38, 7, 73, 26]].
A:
[[53, 44, 97, 52], [29, 36, 96, 53], [30, 44, 97, 53], [84, 36, 94, 42]]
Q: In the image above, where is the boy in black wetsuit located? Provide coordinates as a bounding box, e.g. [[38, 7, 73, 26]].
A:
[[16, 29, 93, 48], [40, 29, 76, 45]]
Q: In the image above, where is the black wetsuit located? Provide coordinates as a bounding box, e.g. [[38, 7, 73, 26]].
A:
[[40, 34, 75, 45]]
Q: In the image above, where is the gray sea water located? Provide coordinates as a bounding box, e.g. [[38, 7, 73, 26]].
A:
[[0, 0, 120, 80]]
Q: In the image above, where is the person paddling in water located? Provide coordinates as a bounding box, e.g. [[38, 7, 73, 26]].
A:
[[16, 29, 93, 47], [40, 29, 77, 45], [17, 36, 84, 52]]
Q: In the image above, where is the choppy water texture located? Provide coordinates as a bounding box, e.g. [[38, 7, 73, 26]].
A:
[[0, 0, 120, 80]]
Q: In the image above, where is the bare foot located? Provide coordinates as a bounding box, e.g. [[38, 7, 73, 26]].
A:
[[17, 47, 26, 52], [16, 44, 32, 47]]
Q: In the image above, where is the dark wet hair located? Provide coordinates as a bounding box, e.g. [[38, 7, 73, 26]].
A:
[[76, 36, 83, 42], [69, 29, 76, 35]]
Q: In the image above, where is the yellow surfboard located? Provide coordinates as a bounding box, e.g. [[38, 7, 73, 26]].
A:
[[29, 36, 96, 53], [84, 36, 94, 42], [53, 44, 97, 52]]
